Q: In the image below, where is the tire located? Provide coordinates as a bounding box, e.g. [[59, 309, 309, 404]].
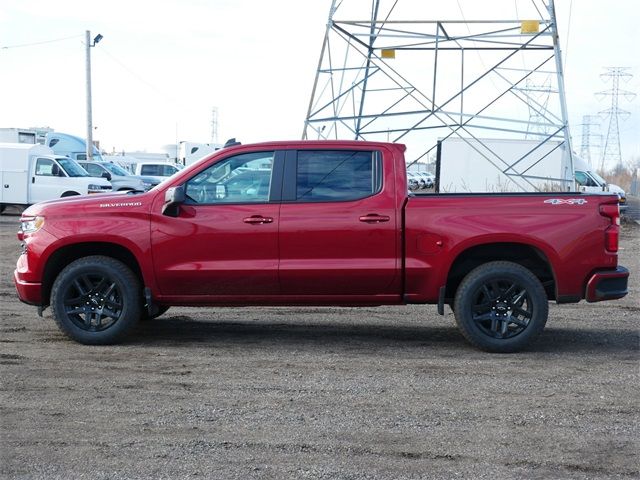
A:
[[140, 305, 170, 321], [50, 256, 141, 344], [453, 261, 548, 353]]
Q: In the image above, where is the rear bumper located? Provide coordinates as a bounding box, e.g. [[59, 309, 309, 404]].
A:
[[14, 269, 42, 306], [585, 266, 629, 302]]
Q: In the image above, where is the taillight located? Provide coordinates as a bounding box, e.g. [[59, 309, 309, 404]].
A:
[[600, 203, 620, 253]]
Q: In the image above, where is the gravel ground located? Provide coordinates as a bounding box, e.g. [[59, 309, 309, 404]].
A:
[[0, 209, 638, 479]]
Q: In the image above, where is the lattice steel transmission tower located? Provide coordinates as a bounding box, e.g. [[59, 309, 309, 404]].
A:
[[303, 0, 575, 191], [597, 67, 635, 171], [579, 114, 600, 167], [522, 77, 555, 139]]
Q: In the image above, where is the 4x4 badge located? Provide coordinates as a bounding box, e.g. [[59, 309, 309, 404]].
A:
[[544, 198, 588, 205]]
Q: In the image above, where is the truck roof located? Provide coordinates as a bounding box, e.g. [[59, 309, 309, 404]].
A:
[[0, 142, 54, 155], [217, 139, 408, 154]]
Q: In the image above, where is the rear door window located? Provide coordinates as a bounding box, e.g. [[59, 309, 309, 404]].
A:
[[294, 150, 381, 202]]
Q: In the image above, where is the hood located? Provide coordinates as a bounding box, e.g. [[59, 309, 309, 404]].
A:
[[133, 174, 164, 185], [22, 190, 152, 217], [607, 183, 626, 196]]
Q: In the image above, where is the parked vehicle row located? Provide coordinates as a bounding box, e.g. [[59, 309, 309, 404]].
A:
[[407, 171, 435, 191], [76, 161, 162, 192], [0, 142, 183, 212]]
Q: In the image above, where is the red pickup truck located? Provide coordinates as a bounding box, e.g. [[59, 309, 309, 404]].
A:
[[14, 140, 629, 352]]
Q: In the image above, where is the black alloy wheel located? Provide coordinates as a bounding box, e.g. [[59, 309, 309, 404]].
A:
[[470, 279, 532, 339], [51, 256, 141, 344], [453, 261, 548, 353], [63, 273, 124, 332]]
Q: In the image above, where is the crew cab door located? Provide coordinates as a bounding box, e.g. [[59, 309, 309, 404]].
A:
[[150, 150, 282, 297], [278, 148, 401, 296]]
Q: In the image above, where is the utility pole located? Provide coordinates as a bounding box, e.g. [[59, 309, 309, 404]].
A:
[[85, 30, 103, 161]]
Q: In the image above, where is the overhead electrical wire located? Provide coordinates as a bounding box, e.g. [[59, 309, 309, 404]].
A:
[[1, 34, 82, 50], [94, 45, 180, 105], [563, 0, 573, 71]]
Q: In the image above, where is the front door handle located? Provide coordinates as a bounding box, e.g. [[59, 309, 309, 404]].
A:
[[359, 214, 390, 223], [243, 215, 273, 225]]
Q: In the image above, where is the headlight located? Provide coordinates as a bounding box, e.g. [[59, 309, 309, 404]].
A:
[[87, 184, 110, 194], [141, 182, 152, 190], [20, 216, 45, 234]]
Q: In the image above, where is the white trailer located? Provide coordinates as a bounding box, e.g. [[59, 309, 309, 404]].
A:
[[436, 138, 574, 193], [178, 141, 221, 167], [0, 143, 112, 212], [0, 127, 52, 145]]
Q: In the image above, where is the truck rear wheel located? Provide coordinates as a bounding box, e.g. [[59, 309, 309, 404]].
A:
[[453, 261, 548, 353], [50, 256, 141, 344]]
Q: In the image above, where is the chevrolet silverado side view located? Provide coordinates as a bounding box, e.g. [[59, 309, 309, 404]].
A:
[[14, 140, 629, 352]]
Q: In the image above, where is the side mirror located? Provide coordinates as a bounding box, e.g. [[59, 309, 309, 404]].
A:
[[162, 185, 186, 217], [102, 172, 112, 181]]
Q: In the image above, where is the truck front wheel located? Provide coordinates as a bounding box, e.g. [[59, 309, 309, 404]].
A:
[[50, 256, 141, 344], [453, 261, 548, 353]]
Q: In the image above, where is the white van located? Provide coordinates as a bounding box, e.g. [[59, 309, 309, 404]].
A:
[[0, 143, 111, 212]]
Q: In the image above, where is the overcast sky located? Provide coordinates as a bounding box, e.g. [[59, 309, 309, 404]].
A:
[[1, 0, 638, 167]]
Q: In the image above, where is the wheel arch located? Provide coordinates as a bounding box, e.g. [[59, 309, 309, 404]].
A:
[[444, 242, 557, 302], [41, 242, 144, 305], [60, 191, 81, 197]]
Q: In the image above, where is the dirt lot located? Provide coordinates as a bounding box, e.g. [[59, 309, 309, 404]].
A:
[[0, 210, 638, 479]]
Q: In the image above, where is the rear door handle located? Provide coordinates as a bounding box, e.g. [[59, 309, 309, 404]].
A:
[[359, 214, 390, 223], [243, 215, 274, 225]]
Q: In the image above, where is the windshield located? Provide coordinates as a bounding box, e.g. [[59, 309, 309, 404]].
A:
[[102, 162, 130, 176], [57, 158, 89, 177], [589, 170, 607, 185]]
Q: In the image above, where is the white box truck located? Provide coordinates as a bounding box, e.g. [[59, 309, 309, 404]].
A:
[[434, 137, 627, 211], [0, 143, 112, 213], [436, 138, 574, 193]]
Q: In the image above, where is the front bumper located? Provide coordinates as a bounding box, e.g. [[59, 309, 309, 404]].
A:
[[585, 266, 629, 302], [14, 269, 42, 305]]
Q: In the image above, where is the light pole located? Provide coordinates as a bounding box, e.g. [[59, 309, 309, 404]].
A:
[[85, 31, 103, 161]]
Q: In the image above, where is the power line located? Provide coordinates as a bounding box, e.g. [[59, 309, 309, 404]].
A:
[[94, 45, 179, 104], [1, 34, 82, 50], [563, 0, 573, 71]]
